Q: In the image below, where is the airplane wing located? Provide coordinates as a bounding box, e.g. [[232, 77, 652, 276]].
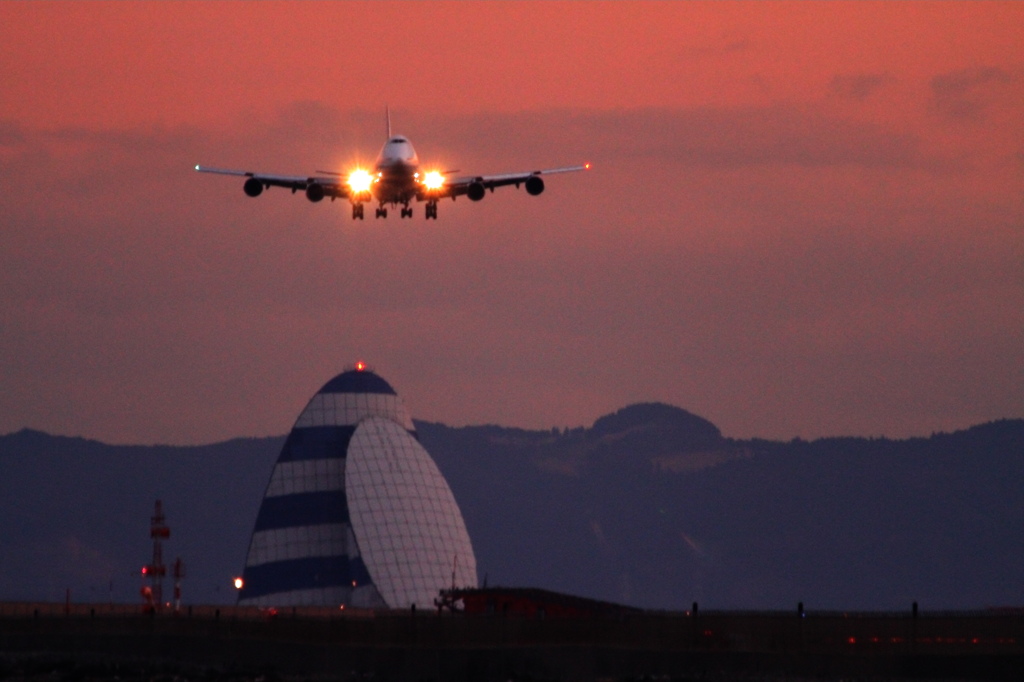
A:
[[437, 164, 589, 200], [194, 165, 349, 200]]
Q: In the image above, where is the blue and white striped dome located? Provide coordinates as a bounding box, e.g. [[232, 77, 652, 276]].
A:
[[238, 367, 477, 608]]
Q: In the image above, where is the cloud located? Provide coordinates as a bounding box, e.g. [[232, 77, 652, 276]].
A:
[[675, 39, 751, 60], [591, 107, 926, 169], [432, 107, 928, 171], [829, 73, 893, 101], [0, 120, 25, 146], [930, 67, 1014, 122]]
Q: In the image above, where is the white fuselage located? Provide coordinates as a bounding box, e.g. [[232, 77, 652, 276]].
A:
[[373, 136, 420, 205]]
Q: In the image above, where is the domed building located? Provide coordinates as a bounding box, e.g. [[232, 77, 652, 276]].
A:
[[237, 366, 477, 608]]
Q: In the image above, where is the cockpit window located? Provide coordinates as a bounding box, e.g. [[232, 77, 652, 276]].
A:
[[380, 136, 417, 163]]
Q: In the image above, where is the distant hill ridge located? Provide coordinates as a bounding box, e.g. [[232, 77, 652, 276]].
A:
[[0, 427, 282, 455], [1, 405, 1022, 611], [590, 402, 722, 442]]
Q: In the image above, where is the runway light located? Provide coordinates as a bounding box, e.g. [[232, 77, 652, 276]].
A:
[[422, 170, 445, 190], [233, 577, 244, 590], [348, 169, 373, 194]]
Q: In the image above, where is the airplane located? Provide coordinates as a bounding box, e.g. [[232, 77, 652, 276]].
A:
[[195, 111, 589, 220]]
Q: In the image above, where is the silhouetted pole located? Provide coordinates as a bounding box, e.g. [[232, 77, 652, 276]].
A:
[[911, 601, 919, 652], [691, 602, 699, 649], [797, 601, 805, 650]]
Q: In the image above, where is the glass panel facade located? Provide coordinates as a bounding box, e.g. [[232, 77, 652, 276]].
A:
[[347, 417, 478, 609]]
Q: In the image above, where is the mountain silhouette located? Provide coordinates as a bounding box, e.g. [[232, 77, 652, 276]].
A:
[[1, 409, 1021, 611]]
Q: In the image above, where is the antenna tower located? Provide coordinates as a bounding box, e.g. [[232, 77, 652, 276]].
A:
[[142, 500, 170, 612]]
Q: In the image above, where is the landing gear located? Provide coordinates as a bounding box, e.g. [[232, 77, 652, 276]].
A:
[[375, 206, 388, 219], [425, 201, 438, 220], [400, 206, 413, 218], [352, 203, 364, 220]]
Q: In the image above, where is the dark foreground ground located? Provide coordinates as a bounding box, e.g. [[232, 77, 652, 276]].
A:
[[1, 603, 1021, 682]]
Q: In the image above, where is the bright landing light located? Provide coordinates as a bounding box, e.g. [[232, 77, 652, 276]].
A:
[[347, 169, 373, 193], [422, 170, 445, 191]]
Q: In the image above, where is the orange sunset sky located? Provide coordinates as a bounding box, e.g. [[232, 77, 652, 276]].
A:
[[1, 2, 1021, 444]]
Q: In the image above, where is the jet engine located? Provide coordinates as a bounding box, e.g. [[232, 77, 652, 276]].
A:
[[525, 175, 545, 196], [467, 181, 486, 201], [243, 178, 264, 197], [305, 184, 325, 202]]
